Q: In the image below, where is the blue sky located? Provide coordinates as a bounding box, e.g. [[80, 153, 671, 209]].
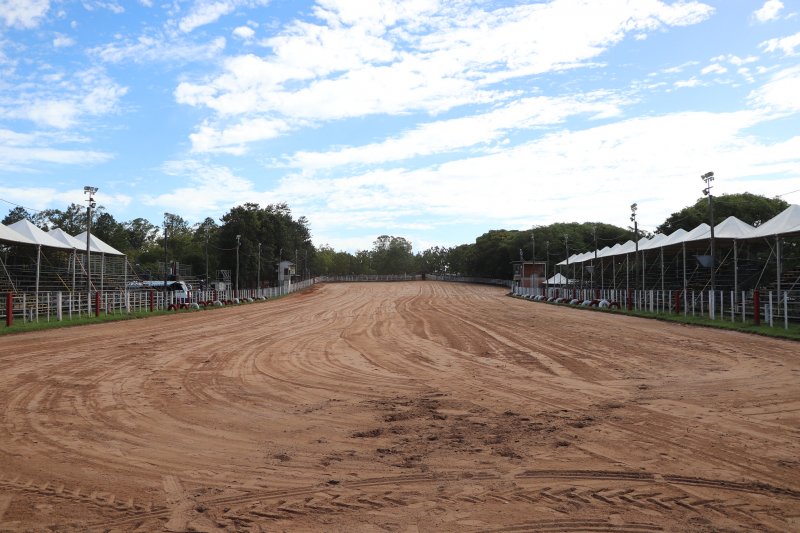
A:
[[1, 0, 799, 252]]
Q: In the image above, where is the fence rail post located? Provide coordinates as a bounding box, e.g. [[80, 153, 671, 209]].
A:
[[753, 289, 760, 326], [6, 292, 12, 327]]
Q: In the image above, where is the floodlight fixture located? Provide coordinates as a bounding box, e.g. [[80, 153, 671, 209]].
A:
[[701, 171, 717, 293]]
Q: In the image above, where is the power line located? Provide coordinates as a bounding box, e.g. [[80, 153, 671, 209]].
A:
[[0, 197, 43, 213]]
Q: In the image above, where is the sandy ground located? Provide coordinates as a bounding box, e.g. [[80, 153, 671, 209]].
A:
[[0, 281, 798, 532]]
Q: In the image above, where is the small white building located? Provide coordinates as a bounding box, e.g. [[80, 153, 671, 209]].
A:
[[278, 260, 295, 287]]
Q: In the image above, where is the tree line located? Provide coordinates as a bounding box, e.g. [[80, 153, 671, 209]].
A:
[[2, 192, 788, 285]]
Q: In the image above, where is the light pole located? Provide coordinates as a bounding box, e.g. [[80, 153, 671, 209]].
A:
[[257, 242, 262, 291], [163, 213, 171, 304], [235, 234, 241, 295], [630, 203, 639, 306], [564, 234, 569, 294], [84, 186, 97, 314], [701, 171, 716, 292], [205, 227, 209, 290]]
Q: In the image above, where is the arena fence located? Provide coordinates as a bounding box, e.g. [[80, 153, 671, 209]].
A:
[[2, 278, 319, 326], [324, 275, 423, 282], [510, 284, 800, 330]]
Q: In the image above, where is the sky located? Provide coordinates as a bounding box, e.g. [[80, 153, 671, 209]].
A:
[[1, 0, 799, 253]]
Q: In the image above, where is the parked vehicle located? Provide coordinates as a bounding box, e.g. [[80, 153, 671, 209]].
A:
[[128, 280, 192, 301]]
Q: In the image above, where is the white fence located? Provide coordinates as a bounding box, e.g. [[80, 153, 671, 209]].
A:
[[1, 278, 320, 325], [511, 284, 800, 329]]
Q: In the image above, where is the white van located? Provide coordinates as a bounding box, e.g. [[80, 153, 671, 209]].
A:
[[128, 280, 192, 301]]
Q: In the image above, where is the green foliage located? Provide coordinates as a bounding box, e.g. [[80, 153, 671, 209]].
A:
[[218, 202, 312, 286], [2, 206, 33, 225], [657, 192, 789, 233]]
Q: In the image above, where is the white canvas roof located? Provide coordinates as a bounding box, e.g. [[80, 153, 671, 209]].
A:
[[49, 228, 97, 251], [73, 232, 125, 255], [713, 216, 756, 239], [8, 220, 72, 250], [683, 223, 711, 242], [546, 273, 570, 284], [0, 223, 38, 246], [661, 228, 688, 247], [639, 233, 668, 251], [750, 204, 800, 238]]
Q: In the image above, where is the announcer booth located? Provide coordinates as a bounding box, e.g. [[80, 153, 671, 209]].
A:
[[512, 261, 547, 290], [278, 260, 296, 288]]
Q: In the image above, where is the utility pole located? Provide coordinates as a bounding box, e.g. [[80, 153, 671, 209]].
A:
[[257, 242, 262, 291], [235, 234, 241, 295], [205, 227, 209, 289], [163, 213, 171, 306], [84, 186, 97, 314], [701, 171, 716, 292], [564, 234, 569, 292], [630, 203, 639, 306]]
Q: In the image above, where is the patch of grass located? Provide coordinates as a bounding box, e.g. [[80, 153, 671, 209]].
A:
[[0, 309, 179, 335]]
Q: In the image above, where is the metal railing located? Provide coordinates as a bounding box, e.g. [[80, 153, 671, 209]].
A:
[[511, 285, 800, 329], [2, 278, 320, 325]]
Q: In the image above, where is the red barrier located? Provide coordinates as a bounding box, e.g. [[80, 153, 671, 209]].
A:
[[95, 292, 100, 317], [6, 292, 12, 327], [753, 289, 760, 326], [149, 290, 154, 312], [674, 290, 681, 314]]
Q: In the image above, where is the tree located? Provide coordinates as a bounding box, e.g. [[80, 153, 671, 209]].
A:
[[2, 206, 32, 225], [371, 235, 414, 274], [657, 193, 789, 233], [32, 203, 86, 233], [123, 218, 159, 251]]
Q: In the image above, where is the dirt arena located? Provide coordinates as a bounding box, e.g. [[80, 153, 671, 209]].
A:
[[0, 281, 798, 532]]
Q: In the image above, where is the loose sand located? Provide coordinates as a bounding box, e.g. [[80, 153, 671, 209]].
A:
[[0, 281, 798, 532]]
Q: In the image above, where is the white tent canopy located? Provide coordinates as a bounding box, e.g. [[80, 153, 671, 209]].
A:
[[546, 273, 570, 285], [50, 228, 101, 251], [8, 220, 72, 250], [559, 205, 798, 265], [73, 232, 125, 255], [0, 223, 38, 246], [750, 204, 800, 238]]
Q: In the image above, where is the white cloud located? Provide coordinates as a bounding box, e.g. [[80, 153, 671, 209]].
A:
[[189, 117, 290, 154], [176, 0, 714, 146], [760, 32, 800, 56], [141, 160, 258, 218], [233, 25, 255, 40], [278, 109, 799, 240], [179, 0, 268, 33], [0, 129, 112, 171], [674, 77, 703, 88], [748, 66, 800, 113], [711, 54, 758, 66], [754, 0, 783, 22], [82, 1, 124, 14], [0, 0, 49, 28], [53, 33, 76, 48], [701, 63, 727, 75], [91, 34, 226, 64], [2, 67, 127, 128], [285, 92, 628, 169]]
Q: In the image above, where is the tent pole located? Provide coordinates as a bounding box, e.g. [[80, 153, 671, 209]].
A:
[[626, 253, 629, 295], [101, 252, 105, 295], [733, 240, 738, 304], [776, 236, 781, 316], [660, 247, 664, 306], [35, 245, 41, 322], [682, 242, 687, 317]]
